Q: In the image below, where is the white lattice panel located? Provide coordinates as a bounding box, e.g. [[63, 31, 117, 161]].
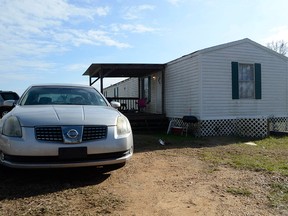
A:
[[235, 118, 268, 138], [198, 119, 235, 137], [269, 117, 288, 132], [169, 117, 275, 138]]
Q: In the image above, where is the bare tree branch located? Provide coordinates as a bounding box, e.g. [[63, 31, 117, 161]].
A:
[[267, 40, 287, 56]]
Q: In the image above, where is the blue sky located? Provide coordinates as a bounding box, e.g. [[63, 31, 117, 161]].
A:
[[1, 0, 288, 95]]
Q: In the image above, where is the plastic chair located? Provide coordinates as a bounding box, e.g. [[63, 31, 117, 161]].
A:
[[167, 116, 198, 136], [167, 119, 188, 136], [137, 98, 147, 112]]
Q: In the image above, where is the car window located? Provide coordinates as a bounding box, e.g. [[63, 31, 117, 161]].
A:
[[20, 86, 108, 106]]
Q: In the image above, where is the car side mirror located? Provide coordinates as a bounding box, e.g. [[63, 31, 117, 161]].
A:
[[110, 101, 121, 108], [3, 100, 16, 107]]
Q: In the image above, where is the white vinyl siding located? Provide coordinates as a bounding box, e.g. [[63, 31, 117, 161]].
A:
[[103, 39, 288, 121], [104, 78, 138, 98], [165, 55, 201, 118], [164, 39, 288, 120], [199, 42, 287, 120]]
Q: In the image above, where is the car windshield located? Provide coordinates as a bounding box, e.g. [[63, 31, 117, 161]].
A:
[[19, 86, 108, 106]]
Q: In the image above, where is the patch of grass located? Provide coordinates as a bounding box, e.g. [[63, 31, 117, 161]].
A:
[[226, 187, 252, 196], [134, 134, 288, 176], [200, 136, 288, 176], [268, 182, 288, 210], [196, 135, 288, 211]]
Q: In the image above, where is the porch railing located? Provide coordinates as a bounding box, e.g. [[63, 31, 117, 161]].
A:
[[106, 97, 139, 112]]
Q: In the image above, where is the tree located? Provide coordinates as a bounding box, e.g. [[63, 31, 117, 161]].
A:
[[267, 40, 287, 56]]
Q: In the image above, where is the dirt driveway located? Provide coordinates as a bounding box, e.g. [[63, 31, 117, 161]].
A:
[[0, 135, 286, 216]]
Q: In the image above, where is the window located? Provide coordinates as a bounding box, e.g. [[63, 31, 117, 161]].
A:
[[232, 62, 261, 99], [239, 64, 254, 99], [21, 86, 107, 106]]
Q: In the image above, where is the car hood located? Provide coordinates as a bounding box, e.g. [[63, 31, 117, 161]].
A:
[[10, 105, 121, 127]]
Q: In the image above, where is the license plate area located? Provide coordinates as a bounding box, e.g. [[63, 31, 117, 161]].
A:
[[58, 147, 87, 159]]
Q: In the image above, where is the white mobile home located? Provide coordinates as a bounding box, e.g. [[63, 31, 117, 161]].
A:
[[85, 38, 288, 137], [164, 38, 288, 137]]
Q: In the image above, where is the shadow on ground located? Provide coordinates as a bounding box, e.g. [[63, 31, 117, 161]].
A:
[[0, 166, 111, 200], [133, 132, 255, 153]]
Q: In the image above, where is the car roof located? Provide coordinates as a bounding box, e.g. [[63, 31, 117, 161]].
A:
[[29, 83, 91, 87], [27, 84, 95, 89]]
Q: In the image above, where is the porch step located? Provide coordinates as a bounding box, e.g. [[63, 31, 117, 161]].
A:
[[125, 113, 169, 132]]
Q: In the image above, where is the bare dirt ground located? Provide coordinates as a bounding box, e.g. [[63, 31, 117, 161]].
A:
[[0, 135, 287, 216]]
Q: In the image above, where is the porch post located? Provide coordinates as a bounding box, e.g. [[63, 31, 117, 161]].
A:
[[100, 69, 104, 93], [138, 77, 141, 98], [161, 68, 165, 114]]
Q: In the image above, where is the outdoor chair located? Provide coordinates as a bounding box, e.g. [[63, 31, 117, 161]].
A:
[[167, 116, 198, 136], [167, 119, 188, 136], [136, 98, 147, 112]]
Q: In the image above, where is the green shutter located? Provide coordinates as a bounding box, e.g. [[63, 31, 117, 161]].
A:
[[255, 63, 261, 99], [231, 62, 239, 99]]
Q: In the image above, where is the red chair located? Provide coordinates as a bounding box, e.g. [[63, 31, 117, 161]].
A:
[[137, 98, 147, 112]]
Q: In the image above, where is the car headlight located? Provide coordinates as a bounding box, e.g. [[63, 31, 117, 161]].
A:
[[116, 116, 131, 135], [2, 116, 22, 137]]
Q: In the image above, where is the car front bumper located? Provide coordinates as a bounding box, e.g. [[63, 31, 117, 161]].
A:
[[0, 126, 133, 168], [0, 148, 133, 168]]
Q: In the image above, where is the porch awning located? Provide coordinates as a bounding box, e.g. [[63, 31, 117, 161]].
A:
[[83, 63, 165, 78], [83, 63, 165, 92], [83, 63, 166, 113]]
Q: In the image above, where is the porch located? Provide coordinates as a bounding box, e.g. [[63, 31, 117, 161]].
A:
[[83, 63, 167, 132], [107, 96, 168, 132], [125, 112, 169, 132]]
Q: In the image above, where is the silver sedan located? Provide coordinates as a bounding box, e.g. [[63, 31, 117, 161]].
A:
[[0, 84, 133, 169]]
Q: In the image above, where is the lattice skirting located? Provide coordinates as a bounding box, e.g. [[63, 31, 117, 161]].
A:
[[169, 117, 288, 138], [269, 117, 288, 132]]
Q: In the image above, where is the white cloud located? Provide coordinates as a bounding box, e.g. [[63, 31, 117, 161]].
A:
[[122, 4, 155, 20], [0, 0, 130, 73], [0, 0, 109, 24], [56, 29, 131, 48], [86, 30, 130, 48], [167, 0, 183, 6], [110, 24, 157, 33]]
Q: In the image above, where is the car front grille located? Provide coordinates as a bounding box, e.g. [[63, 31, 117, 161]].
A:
[[83, 126, 107, 141], [35, 126, 107, 142], [35, 127, 63, 142]]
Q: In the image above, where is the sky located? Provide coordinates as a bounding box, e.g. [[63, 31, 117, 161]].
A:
[[1, 0, 288, 95]]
